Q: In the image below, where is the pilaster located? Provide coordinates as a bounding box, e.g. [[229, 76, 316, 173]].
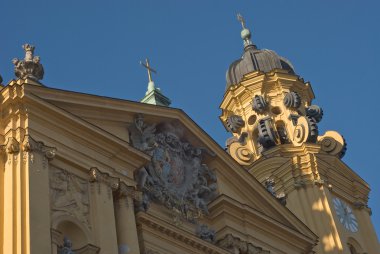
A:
[[22, 135, 56, 254], [89, 167, 119, 254], [114, 182, 140, 254], [1, 137, 22, 254]]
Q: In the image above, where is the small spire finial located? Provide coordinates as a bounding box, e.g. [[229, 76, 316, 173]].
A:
[[237, 13, 246, 29], [12, 43, 44, 82], [140, 58, 157, 83], [140, 58, 158, 94], [140, 58, 171, 107], [236, 13, 253, 48]]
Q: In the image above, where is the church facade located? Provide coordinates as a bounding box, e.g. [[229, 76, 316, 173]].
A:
[[0, 15, 378, 254]]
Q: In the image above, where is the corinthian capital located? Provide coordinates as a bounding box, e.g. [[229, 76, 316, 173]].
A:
[[22, 135, 56, 160], [116, 182, 138, 199], [89, 167, 119, 190], [2, 137, 20, 154]]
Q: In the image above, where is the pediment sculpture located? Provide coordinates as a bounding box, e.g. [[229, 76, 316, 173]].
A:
[[130, 114, 217, 221]]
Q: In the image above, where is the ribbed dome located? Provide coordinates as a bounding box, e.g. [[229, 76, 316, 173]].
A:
[[226, 45, 295, 89]]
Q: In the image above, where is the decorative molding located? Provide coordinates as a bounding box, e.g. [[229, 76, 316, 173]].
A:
[[0, 137, 21, 164], [283, 91, 301, 109], [0, 137, 20, 155], [89, 167, 120, 191], [51, 228, 63, 246], [264, 178, 286, 206], [227, 141, 255, 166], [217, 234, 270, 254], [225, 115, 245, 133], [196, 224, 216, 243], [114, 182, 140, 209], [137, 214, 227, 254], [294, 179, 306, 189], [50, 167, 90, 229], [144, 249, 161, 254], [21, 135, 56, 169], [313, 178, 325, 187], [74, 244, 100, 254], [317, 131, 347, 158], [130, 114, 217, 222], [22, 135, 56, 165]]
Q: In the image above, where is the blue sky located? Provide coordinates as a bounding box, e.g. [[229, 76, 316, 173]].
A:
[[1, 0, 379, 239]]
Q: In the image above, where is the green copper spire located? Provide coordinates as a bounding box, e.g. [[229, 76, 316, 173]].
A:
[[140, 58, 171, 107]]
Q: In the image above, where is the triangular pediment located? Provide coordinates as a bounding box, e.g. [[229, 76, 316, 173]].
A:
[[21, 84, 317, 246]]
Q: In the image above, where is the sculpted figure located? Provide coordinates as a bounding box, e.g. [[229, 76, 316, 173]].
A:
[[129, 115, 218, 220], [59, 237, 75, 254], [50, 168, 89, 225]]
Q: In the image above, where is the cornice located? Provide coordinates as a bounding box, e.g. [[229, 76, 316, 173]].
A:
[[220, 70, 314, 112], [136, 212, 229, 254], [89, 167, 120, 191], [22, 134, 56, 160], [208, 194, 318, 249], [89, 167, 140, 200], [0, 135, 57, 163], [1, 80, 26, 102], [22, 92, 150, 169]]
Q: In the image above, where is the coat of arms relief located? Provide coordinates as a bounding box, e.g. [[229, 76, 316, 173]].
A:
[[130, 114, 217, 222]]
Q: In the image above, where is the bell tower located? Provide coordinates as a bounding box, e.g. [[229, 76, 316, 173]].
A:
[[220, 14, 379, 254]]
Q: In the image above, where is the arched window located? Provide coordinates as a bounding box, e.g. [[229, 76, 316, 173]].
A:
[[348, 243, 357, 254], [347, 238, 363, 254]]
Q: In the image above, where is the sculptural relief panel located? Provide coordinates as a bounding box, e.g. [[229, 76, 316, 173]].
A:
[[49, 167, 90, 229], [130, 114, 217, 222]]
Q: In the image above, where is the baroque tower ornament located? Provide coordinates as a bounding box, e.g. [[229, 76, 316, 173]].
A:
[[12, 44, 44, 81], [130, 114, 217, 221]]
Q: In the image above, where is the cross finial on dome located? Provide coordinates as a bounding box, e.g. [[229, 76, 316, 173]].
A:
[[236, 13, 253, 48], [237, 13, 246, 29]]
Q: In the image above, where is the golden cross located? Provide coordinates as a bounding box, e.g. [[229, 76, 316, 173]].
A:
[[140, 58, 157, 82], [237, 13, 246, 29]]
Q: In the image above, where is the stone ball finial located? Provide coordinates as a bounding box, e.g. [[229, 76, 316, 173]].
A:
[[241, 28, 251, 41], [12, 43, 44, 81]]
